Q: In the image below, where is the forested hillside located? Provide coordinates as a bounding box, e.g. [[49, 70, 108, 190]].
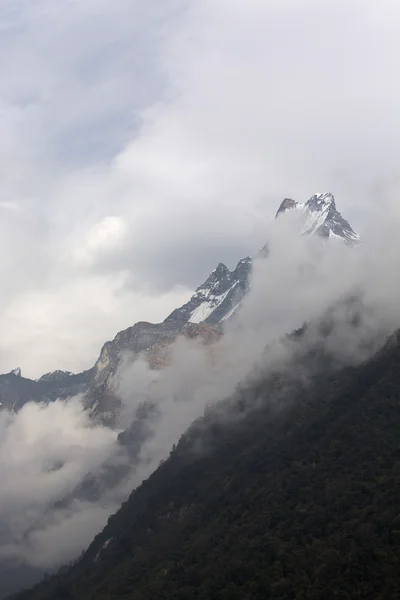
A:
[[14, 332, 400, 600]]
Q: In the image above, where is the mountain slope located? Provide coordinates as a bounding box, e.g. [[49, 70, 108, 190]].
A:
[[164, 258, 252, 326], [0, 193, 357, 423], [165, 192, 358, 328], [0, 193, 363, 599], [15, 328, 400, 600]]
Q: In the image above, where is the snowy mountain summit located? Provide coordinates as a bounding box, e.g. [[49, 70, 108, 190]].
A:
[[0, 193, 358, 421], [165, 258, 251, 326], [166, 193, 358, 327], [276, 192, 359, 244]]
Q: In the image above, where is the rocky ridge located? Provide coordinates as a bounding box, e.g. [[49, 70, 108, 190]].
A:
[[0, 193, 358, 420]]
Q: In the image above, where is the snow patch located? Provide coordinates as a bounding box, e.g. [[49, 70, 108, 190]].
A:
[[93, 538, 112, 562], [188, 301, 217, 324], [189, 283, 238, 324], [278, 192, 358, 243]]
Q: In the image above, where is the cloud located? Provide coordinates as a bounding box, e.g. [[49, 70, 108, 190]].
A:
[[110, 203, 400, 488], [0, 396, 121, 568], [4, 0, 400, 590], [0, 275, 190, 377], [2, 199, 400, 579], [71, 216, 129, 267], [1, 0, 400, 376]]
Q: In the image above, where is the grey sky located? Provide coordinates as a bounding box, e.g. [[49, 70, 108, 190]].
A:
[[0, 0, 400, 376]]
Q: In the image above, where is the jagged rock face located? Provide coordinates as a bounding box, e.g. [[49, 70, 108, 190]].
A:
[[0, 372, 40, 412], [276, 192, 359, 244], [276, 197, 297, 217], [0, 193, 357, 421], [165, 257, 252, 327], [85, 321, 181, 419], [116, 323, 223, 459], [91, 321, 180, 387], [143, 323, 222, 369], [166, 193, 358, 331], [165, 193, 359, 333], [165, 262, 234, 326], [86, 322, 222, 420]]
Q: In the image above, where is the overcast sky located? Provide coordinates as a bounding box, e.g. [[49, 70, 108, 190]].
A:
[[0, 0, 400, 377]]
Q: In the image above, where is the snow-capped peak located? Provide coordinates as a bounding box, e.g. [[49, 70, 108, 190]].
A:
[[166, 193, 358, 329], [164, 257, 252, 326], [306, 192, 336, 212], [276, 192, 358, 244]]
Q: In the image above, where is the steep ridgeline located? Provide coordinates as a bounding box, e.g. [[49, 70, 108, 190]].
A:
[[166, 192, 358, 328], [15, 326, 400, 600], [165, 257, 252, 326], [276, 192, 359, 243], [0, 193, 357, 423], [85, 321, 180, 418], [85, 258, 252, 419], [85, 322, 221, 420], [85, 193, 358, 420], [0, 194, 360, 599]]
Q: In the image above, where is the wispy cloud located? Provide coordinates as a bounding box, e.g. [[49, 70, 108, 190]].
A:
[[2, 196, 400, 575], [1, 0, 400, 377]]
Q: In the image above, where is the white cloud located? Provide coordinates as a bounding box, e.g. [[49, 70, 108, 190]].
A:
[[2, 198, 400, 575], [0, 276, 190, 376], [71, 216, 129, 267], [0, 396, 120, 567], [5, 0, 400, 589], [1, 0, 400, 375]]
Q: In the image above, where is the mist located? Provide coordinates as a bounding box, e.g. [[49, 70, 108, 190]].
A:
[[113, 200, 400, 488], [4, 0, 400, 377], [2, 202, 400, 583], [2, 1, 400, 596], [0, 398, 121, 569]]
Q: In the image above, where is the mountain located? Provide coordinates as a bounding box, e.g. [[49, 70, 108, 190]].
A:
[[0, 565, 45, 600], [0, 192, 358, 423], [13, 324, 400, 600], [0, 193, 362, 598], [0, 369, 92, 412], [165, 258, 252, 326], [84, 192, 358, 422], [86, 322, 222, 421], [165, 192, 358, 331], [276, 192, 359, 243], [37, 370, 74, 383]]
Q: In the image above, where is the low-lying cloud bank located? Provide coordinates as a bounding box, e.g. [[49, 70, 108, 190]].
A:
[[0, 398, 120, 568], [2, 205, 400, 576]]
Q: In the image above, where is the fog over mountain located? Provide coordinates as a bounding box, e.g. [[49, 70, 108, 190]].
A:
[[2, 1, 400, 597], [1, 0, 400, 377], [1, 194, 400, 597]]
